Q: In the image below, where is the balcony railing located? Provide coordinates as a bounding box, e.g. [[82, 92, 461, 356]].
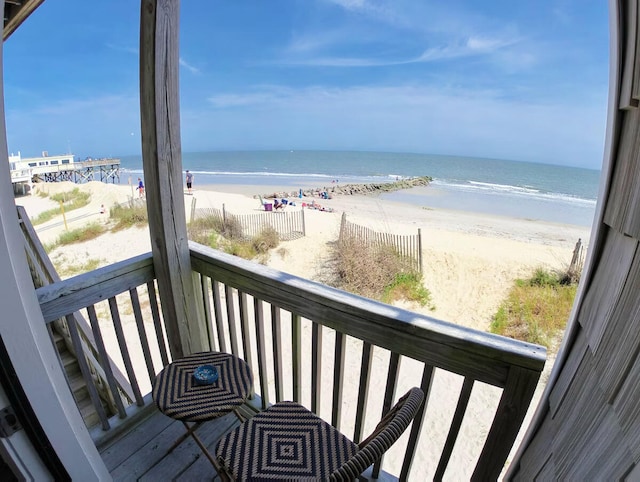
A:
[[34, 242, 546, 480]]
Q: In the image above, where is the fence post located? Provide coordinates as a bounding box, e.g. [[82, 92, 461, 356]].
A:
[[189, 196, 196, 223], [223, 203, 227, 222], [302, 209, 306, 237], [569, 238, 583, 277], [339, 212, 347, 242], [418, 228, 423, 274]]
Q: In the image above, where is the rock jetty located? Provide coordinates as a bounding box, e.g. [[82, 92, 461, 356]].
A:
[[258, 176, 432, 200]]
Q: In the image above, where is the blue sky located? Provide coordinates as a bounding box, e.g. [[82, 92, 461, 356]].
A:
[[3, 0, 609, 169]]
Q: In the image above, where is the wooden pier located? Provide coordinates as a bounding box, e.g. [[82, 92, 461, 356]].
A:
[[31, 158, 121, 184]]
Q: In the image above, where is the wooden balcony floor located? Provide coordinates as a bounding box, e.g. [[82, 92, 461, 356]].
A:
[[97, 405, 394, 481], [98, 408, 241, 481]]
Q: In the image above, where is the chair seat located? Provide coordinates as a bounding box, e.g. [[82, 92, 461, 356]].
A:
[[216, 401, 358, 480]]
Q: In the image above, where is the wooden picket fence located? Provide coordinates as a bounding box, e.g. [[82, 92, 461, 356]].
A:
[[191, 203, 305, 241], [338, 212, 423, 273]]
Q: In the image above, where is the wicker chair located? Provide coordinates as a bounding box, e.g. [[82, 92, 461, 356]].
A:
[[215, 387, 425, 481]]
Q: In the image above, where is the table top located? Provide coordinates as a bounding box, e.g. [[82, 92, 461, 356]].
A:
[[153, 351, 253, 422]]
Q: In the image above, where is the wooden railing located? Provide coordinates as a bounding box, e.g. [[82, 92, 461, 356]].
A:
[[17, 206, 135, 419], [189, 242, 546, 480], [34, 244, 545, 480], [35, 254, 168, 444]]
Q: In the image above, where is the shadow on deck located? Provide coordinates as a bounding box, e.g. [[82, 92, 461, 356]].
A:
[[99, 407, 239, 481]]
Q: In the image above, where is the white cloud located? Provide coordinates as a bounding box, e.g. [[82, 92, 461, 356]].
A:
[[278, 33, 522, 67], [179, 58, 200, 74], [325, 0, 367, 9], [321, 0, 407, 28], [198, 83, 606, 168], [418, 35, 522, 62]]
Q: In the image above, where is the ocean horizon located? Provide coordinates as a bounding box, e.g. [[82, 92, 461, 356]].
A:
[[118, 150, 601, 227]]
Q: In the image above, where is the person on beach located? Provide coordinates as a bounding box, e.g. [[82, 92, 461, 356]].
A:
[[137, 178, 145, 198], [185, 170, 193, 194]]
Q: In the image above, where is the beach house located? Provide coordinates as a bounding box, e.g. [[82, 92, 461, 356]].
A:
[[0, 1, 635, 480]]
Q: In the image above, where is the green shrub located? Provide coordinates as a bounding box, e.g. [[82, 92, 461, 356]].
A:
[[110, 203, 148, 230], [50, 188, 91, 206], [252, 227, 279, 254], [328, 235, 433, 308], [189, 215, 279, 261], [218, 216, 244, 240], [382, 272, 434, 308], [188, 215, 225, 246], [224, 240, 257, 259], [491, 268, 578, 349], [527, 268, 561, 287]]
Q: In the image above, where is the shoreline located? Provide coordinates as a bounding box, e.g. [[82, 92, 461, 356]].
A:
[[197, 182, 590, 248]]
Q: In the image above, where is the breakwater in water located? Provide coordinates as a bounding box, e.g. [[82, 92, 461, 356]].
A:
[[259, 176, 433, 199]]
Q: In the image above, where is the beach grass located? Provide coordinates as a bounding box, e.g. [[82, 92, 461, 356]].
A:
[[31, 188, 91, 225], [188, 214, 280, 263], [382, 272, 434, 308], [490, 267, 578, 349], [109, 202, 148, 230], [327, 235, 434, 307], [56, 222, 106, 246]]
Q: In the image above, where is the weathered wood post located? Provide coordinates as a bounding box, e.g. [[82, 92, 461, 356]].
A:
[[339, 211, 347, 243], [189, 195, 196, 223], [140, 0, 207, 358], [568, 237, 583, 279], [418, 228, 423, 274]]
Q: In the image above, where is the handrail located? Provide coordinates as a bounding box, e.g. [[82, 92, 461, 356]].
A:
[[36, 253, 164, 440], [37, 254, 156, 322], [17, 205, 135, 405], [189, 242, 545, 383], [189, 241, 546, 480]]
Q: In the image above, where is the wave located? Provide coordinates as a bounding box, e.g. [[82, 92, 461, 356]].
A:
[[432, 179, 597, 206], [122, 167, 392, 180], [468, 180, 541, 194], [121, 167, 401, 186]]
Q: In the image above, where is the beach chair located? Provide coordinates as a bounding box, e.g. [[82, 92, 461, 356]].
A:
[[215, 387, 424, 481]]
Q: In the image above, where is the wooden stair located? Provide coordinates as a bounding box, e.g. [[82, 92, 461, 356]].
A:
[[52, 330, 101, 429]]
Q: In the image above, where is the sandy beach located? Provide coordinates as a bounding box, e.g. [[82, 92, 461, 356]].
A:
[[15, 180, 590, 479], [20, 180, 588, 329]]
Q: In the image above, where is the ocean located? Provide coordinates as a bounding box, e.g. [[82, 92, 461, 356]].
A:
[[119, 150, 601, 227]]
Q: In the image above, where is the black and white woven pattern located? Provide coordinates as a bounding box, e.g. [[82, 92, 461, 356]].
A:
[[216, 401, 358, 480], [329, 387, 424, 481], [215, 387, 424, 481], [153, 351, 253, 422]]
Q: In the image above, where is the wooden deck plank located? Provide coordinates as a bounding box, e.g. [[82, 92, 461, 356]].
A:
[[112, 420, 196, 480], [100, 410, 184, 472], [139, 415, 238, 481], [172, 415, 240, 481], [100, 406, 240, 481]]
